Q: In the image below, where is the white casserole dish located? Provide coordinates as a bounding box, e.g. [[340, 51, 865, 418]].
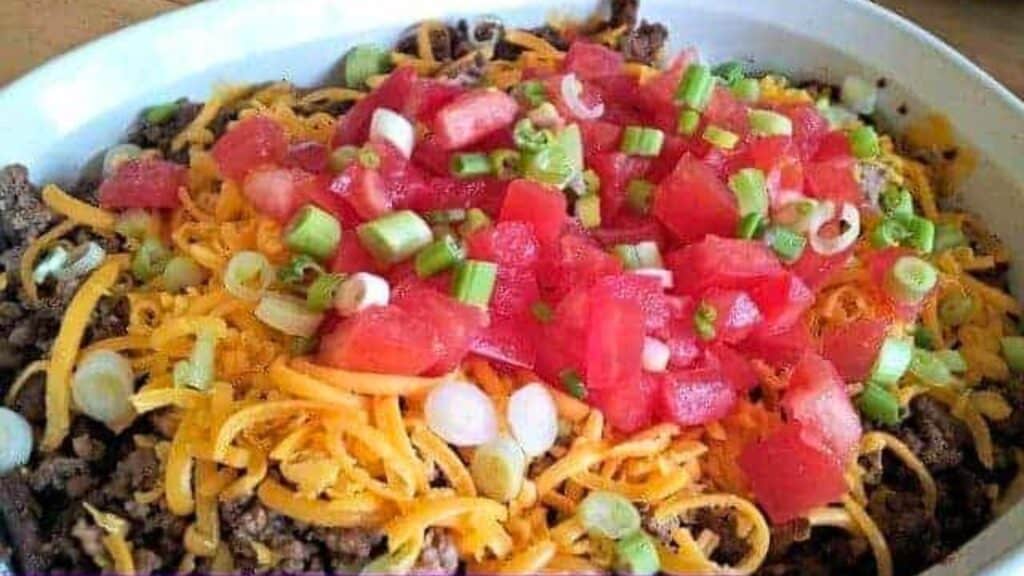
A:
[[1, 0, 1022, 573]]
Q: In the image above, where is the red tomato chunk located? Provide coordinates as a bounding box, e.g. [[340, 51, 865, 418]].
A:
[[99, 158, 187, 209], [318, 306, 441, 375], [211, 116, 288, 181], [433, 89, 520, 150]]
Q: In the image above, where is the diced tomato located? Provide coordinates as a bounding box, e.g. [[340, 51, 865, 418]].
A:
[[317, 305, 440, 375], [748, 272, 814, 336], [465, 222, 540, 270], [591, 213, 666, 247], [406, 79, 467, 122], [589, 375, 656, 433], [699, 289, 762, 344], [537, 233, 622, 301], [536, 287, 592, 381], [329, 164, 388, 220], [329, 231, 383, 274], [655, 367, 737, 426], [98, 158, 187, 209], [499, 179, 568, 247], [409, 177, 508, 214], [211, 116, 288, 181], [653, 156, 738, 244], [813, 131, 853, 162], [411, 131, 454, 176], [703, 86, 749, 135], [297, 173, 361, 228], [822, 320, 888, 384], [393, 285, 487, 375], [591, 152, 651, 221], [668, 236, 783, 295], [748, 136, 804, 201], [740, 321, 813, 368], [664, 318, 701, 369], [332, 66, 417, 147], [580, 121, 624, 165], [707, 344, 760, 393], [782, 353, 863, 462], [241, 167, 307, 222], [777, 104, 829, 161], [586, 286, 645, 390], [490, 267, 541, 320], [865, 247, 927, 321], [646, 135, 695, 183], [593, 274, 671, 333], [564, 41, 625, 79], [433, 89, 519, 150], [789, 247, 854, 291], [739, 422, 848, 523], [284, 141, 329, 173], [804, 157, 863, 206], [637, 50, 694, 131], [471, 315, 538, 369]]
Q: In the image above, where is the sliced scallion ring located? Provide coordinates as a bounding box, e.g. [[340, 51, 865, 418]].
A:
[[885, 256, 937, 304], [0, 407, 33, 474], [869, 336, 914, 386], [470, 435, 527, 502], [255, 292, 324, 338], [72, 350, 136, 430], [615, 531, 661, 576], [578, 491, 642, 540], [808, 201, 860, 256], [225, 251, 274, 301]]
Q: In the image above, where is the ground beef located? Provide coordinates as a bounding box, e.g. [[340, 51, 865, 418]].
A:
[[891, 395, 971, 472], [31, 456, 96, 499], [0, 165, 55, 250], [127, 99, 203, 164], [9, 376, 45, 424], [866, 487, 942, 573], [70, 517, 108, 566], [610, 0, 640, 28], [987, 379, 1024, 445], [766, 519, 811, 558], [411, 528, 459, 575], [934, 467, 993, 546], [0, 472, 49, 574], [620, 21, 668, 65], [760, 526, 872, 576], [693, 508, 752, 567], [71, 434, 107, 462]]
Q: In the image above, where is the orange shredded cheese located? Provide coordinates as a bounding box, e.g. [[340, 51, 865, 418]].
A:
[[290, 358, 444, 395], [257, 478, 389, 527], [41, 184, 117, 231]]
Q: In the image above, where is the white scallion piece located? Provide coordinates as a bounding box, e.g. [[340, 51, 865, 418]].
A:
[[425, 380, 498, 447], [334, 272, 390, 316], [71, 350, 136, 431], [507, 382, 558, 458], [0, 407, 33, 474], [642, 337, 671, 373], [369, 108, 415, 158]]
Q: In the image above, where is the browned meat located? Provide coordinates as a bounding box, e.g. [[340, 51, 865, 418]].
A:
[[760, 526, 873, 576], [0, 472, 50, 574], [610, 0, 640, 28], [866, 487, 942, 573], [620, 21, 668, 65], [0, 164, 55, 249], [412, 528, 459, 575], [892, 395, 971, 472], [127, 98, 202, 164], [694, 508, 753, 567], [31, 456, 96, 499]]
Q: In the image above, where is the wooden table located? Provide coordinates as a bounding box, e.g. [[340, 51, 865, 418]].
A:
[[2, 0, 1022, 98]]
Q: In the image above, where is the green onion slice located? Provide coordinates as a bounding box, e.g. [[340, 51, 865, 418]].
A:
[[343, 44, 389, 89], [517, 80, 548, 107], [765, 226, 807, 263], [578, 491, 642, 540], [728, 168, 768, 217], [677, 109, 701, 136], [513, 118, 555, 152], [880, 185, 914, 220], [415, 236, 465, 278], [870, 218, 908, 249], [857, 382, 901, 425], [620, 126, 665, 157], [848, 125, 880, 159], [935, 349, 967, 374], [737, 213, 765, 239], [560, 369, 587, 399], [903, 216, 935, 254], [702, 125, 739, 150], [162, 256, 207, 293], [712, 61, 744, 85], [131, 237, 171, 282], [255, 292, 324, 338], [307, 273, 346, 312], [173, 326, 220, 391], [458, 208, 492, 237], [869, 336, 914, 386], [145, 101, 180, 125], [885, 256, 937, 303], [933, 222, 966, 252], [748, 109, 793, 136], [452, 260, 498, 308], [523, 145, 575, 189], [490, 149, 522, 180], [626, 180, 654, 215], [675, 64, 713, 110], [731, 77, 760, 103], [470, 436, 527, 502], [576, 195, 602, 229], [285, 205, 342, 260], [694, 301, 718, 342], [225, 251, 275, 301], [451, 153, 494, 178], [278, 254, 324, 285], [908, 348, 954, 385], [72, 350, 136, 429], [357, 210, 433, 264], [615, 531, 661, 576]]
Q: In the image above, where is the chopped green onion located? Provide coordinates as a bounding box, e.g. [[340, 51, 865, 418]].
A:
[[677, 109, 701, 136], [307, 273, 346, 312], [328, 145, 360, 172], [278, 254, 323, 285], [848, 125, 880, 159], [880, 185, 914, 220], [72, 350, 136, 428], [173, 327, 219, 391], [424, 209, 467, 225], [620, 126, 665, 157], [576, 195, 602, 229], [517, 80, 548, 107], [32, 246, 68, 284], [613, 244, 642, 269], [731, 78, 760, 103], [561, 370, 587, 399], [870, 218, 908, 248], [255, 292, 324, 338], [935, 350, 967, 373], [1001, 336, 1024, 373], [513, 119, 555, 152], [857, 382, 901, 425], [452, 260, 498, 308], [559, 123, 585, 173], [162, 256, 206, 293], [334, 272, 390, 316], [870, 336, 914, 385], [737, 213, 765, 239], [748, 109, 793, 136], [470, 436, 527, 502], [634, 242, 664, 268], [712, 61, 745, 85], [914, 326, 936, 350], [583, 169, 601, 196], [0, 407, 33, 474], [357, 210, 433, 264], [615, 531, 661, 576], [766, 226, 806, 263], [458, 208, 492, 237], [528, 102, 562, 128], [131, 237, 171, 282], [490, 149, 521, 180], [694, 301, 717, 342], [578, 491, 642, 540], [675, 64, 714, 110], [938, 293, 974, 326], [415, 236, 465, 278], [57, 241, 107, 281], [885, 256, 937, 303], [451, 153, 493, 178], [626, 179, 654, 215], [531, 301, 554, 324], [285, 205, 342, 260], [933, 222, 966, 252], [358, 147, 381, 169], [702, 125, 739, 150], [903, 216, 935, 254], [909, 348, 954, 385], [343, 44, 389, 89], [225, 250, 275, 301], [115, 209, 159, 240], [145, 101, 179, 125], [522, 145, 575, 188], [728, 168, 768, 217]]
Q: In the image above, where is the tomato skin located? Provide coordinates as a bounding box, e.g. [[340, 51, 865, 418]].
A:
[[329, 231, 384, 274], [740, 321, 813, 368], [748, 272, 814, 337], [589, 375, 656, 433], [804, 158, 863, 206], [465, 222, 540, 270], [333, 66, 417, 147], [211, 116, 288, 181], [668, 236, 784, 295], [241, 167, 307, 223], [707, 344, 760, 393], [739, 422, 848, 523], [536, 286, 591, 382], [98, 158, 187, 209], [590, 213, 666, 247], [822, 318, 889, 382], [537, 232, 622, 301], [585, 286, 645, 390], [653, 156, 739, 244], [393, 286, 487, 376], [471, 315, 538, 369], [580, 121, 624, 165], [654, 367, 737, 426], [490, 267, 541, 320], [593, 274, 672, 333], [813, 131, 853, 162], [433, 89, 520, 150], [703, 86, 749, 135], [284, 141, 329, 173], [499, 179, 568, 248], [700, 288, 762, 344], [409, 177, 508, 215], [564, 41, 625, 79], [591, 152, 650, 221], [406, 79, 467, 122], [777, 104, 829, 161], [317, 305, 440, 375], [783, 353, 862, 463], [788, 246, 854, 291]]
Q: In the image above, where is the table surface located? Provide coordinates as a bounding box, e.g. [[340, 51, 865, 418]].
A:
[[2, 0, 1022, 98]]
